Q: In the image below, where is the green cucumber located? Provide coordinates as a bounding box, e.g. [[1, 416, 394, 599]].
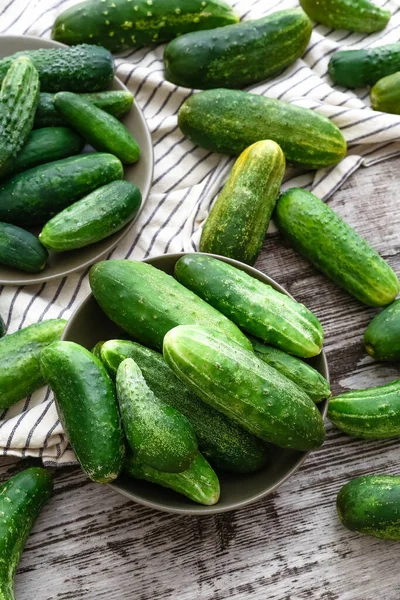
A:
[[371, 72, 400, 114], [0, 319, 66, 410], [34, 91, 133, 129], [0, 468, 53, 600], [116, 358, 197, 473], [163, 325, 325, 450], [10, 128, 84, 176], [178, 89, 347, 169], [175, 254, 323, 358], [328, 379, 400, 439], [91, 341, 105, 360], [124, 451, 220, 506], [329, 44, 400, 89], [101, 339, 270, 473], [200, 140, 285, 265], [39, 180, 141, 252], [164, 9, 312, 90], [0, 222, 48, 273], [300, 0, 390, 32], [0, 45, 114, 93], [337, 475, 400, 540], [0, 57, 39, 178], [89, 259, 252, 352], [52, 0, 239, 53], [275, 188, 399, 307], [364, 300, 400, 361], [0, 153, 123, 226], [40, 341, 125, 483], [251, 338, 330, 403], [54, 92, 140, 164]]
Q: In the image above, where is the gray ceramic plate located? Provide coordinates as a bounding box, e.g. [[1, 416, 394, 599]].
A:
[[0, 35, 153, 286], [63, 252, 329, 515]]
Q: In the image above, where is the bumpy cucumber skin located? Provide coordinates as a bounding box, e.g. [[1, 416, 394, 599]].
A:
[[371, 72, 400, 114], [0, 153, 123, 226], [276, 188, 399, 307], [364, 300, 400, 361], [164, 325, 325, 451], [0, 319, 66, 410], [52, 0, 239, 52], [175, 254, 323, 358], [10, 128, 84, 176], [0, 45, 114, 93], [0, 468, 53, 600], [39, 180, 141, 252], [124, 451, 220, 506], [300, 0, 390, 33], [0, 57, 39, 179], [200, 141, 285, 265], [178, 89, 346, 169], [101, 339, 270, 473], [251, 338, 330, 403], [116, 358, 197, 473], [164, 9, 312, 89], [328, 379, 400, 439], [40, 341, 125, 483], [337, 475, 400, 540], [329, 45, 400, 89], [0, 222, 48, 273], [89, 259, 252, 352], [54, 92, 140, 164]]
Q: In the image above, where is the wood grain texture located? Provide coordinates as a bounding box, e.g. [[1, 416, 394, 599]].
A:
[[2, 156, 400, 600]]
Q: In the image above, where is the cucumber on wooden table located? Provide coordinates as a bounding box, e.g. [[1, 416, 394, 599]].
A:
[[200, 140, 285, 265], [52, 0, 239, 52], [0, 44, 114, 92], [40, 341, 125, 483], [329, 44, 400, 89], [371, 72, 400, 114], [164, 9, 312, 89], [300, 0, 390, 33], [0, 222, 48, 273], [364, 300, 400, 361], [163, 325, 326, 451], [0, 319, 66, 410], [275, 188, 399, 307], [0, 468, 53, 600], [178, 89, 347, 169]]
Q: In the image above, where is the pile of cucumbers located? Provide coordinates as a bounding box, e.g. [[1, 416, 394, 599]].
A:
[[0, 44, 142, 274]]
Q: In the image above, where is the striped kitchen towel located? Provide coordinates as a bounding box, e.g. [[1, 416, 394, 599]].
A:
[[1, 0, 399, 465]]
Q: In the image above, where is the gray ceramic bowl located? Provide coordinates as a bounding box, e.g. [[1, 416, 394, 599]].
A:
[[0, 35, 153, 286], [63, 252, 329, 515]]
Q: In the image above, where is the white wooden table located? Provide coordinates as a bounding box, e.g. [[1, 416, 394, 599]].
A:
[[2, 156, 400, 600]]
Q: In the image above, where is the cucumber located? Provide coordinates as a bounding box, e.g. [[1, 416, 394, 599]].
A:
[[0, 468, 53, 600], [371, 72, 400, 114], [0, 57, 39, 178], [337, 475, 400, 540], [124, 451, 220, 506], [10, 128, 84, 176], [0, 222, 48, 273], [54, 92, 140, 164], [0, 45, 114, 93], [200, 140, 285, 265], [300, 0, 390, 33], [89, 259, 252, 352], [364, 300, 400, 361], [329, 45, 400, 89], [101, 339, 270, 473], [39, 180, 141, 252], [328, 379, 400, 439], [0, 319, 66, 410], [40, 341, 125, 483], [116, 358, 197, 473], [52, 0, 239, 53], [251, 338, 330, 404], [163, 325, 326, 451], [275, 188, 399, 307], [0, 153, 123, 226], [34, 91, 134, 129], [91, 340, 105, 360], [164, 9, 312, 90], [175, 254, 323, 358], [178, 89, 347, 169]]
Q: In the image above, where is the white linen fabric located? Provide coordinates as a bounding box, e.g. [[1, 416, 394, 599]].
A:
[[0, 0, 399, 465]]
